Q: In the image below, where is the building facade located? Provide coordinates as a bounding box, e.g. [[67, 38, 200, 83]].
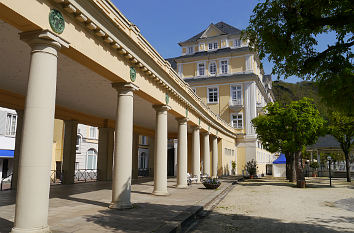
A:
[[168, 22, 276, 175]]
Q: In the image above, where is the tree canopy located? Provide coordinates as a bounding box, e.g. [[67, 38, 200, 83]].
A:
[[252, 98, 325, 187], [243, 0, 354, 114]]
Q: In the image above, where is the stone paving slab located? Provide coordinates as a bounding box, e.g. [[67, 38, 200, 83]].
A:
[[0, 177, 236, 233]]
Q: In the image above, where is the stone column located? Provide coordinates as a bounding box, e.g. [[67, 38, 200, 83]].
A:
[[176, 117, 188, 188], [62, 120, 78, 184], [12, 30, 69, 233], [132, 132, 139, 179], [245, 81, 257, 136], [192, 126, 201, 183], [202, 132, 210, 176], [12, 110, 24, 190], [97, 127, 114, 181], [152, 105, 170, 195], [110, 82, 139, 209], [212, 136, 218, 178]]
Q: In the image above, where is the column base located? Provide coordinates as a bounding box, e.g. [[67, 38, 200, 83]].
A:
[[152, 190, 169, 196], [11, 226, 50, 233], [109, 202, 133, 210], [176, 184, 188, 189]]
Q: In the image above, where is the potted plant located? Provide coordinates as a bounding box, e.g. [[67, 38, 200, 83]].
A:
[[202, 177, 221, 189], [310, 162, 319, 177], [231, 161, 236, 175], [245, 159, 257, 179]]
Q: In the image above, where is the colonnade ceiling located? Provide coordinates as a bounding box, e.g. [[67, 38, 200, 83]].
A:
[[0, 20, 183, 134]]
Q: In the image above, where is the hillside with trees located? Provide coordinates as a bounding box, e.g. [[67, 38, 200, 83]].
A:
[[272, 81, 329, 119]]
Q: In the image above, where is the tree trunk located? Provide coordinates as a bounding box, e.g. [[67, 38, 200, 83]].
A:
[[295, 151, 305, 188], [285, 152, 291, 181], [344, 151, 351, 182], [291, 154, 296, 182]]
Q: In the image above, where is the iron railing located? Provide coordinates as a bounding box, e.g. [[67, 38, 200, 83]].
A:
[[50, 170, 63, 184], [74, 169, 98, 182]]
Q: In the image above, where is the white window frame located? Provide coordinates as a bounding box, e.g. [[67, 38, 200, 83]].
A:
[[208, 41, 218, 51], [89, 126, 97, 139], [230, 85, 243, 105], [86, 149, 97, 170], [234, 39, 242, 48], [76, 134, 82, 153], [231, 113, 243, 129], [220, 60, 229, 74], [209, 61, 217, 75], [197, 62, 206, 76], [207, 86, 219, 104], [5, 113, 17, 137], [208, 42, 213, 50], [213, 42, 218, 49], [188, 46, 194, 54]]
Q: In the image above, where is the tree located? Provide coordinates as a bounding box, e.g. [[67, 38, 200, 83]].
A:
[[243, 0, 354, 114], [252, 98, 325, 187], [328, 112, 354, 182]]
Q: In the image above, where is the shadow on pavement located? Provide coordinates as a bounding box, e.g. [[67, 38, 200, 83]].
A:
[[191, 211, 351, 233]]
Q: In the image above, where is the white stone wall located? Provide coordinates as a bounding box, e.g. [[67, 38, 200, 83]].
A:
[[75, 124, 98, 170]]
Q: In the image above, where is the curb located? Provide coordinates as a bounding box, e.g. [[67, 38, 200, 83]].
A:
[[152, 177, 242, 233]]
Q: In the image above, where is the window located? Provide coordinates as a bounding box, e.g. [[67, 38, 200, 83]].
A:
[[234, 39, 241, 47], [246, 55, 253, 71], [220, 60, 228, 74], [76, 135, 82, 152], [208, 43, 213, 50], [89, 126, 97, 139], [231, 85, 242, 104], [6, 113, 17, 136], [213, 42, 218, 49], [140, 135, 148, 145], [188, 47, 193, 54], [139, 152, 147, 169], [209, 62, 216, 75], [207, 87, 218, 103], [232, 113, 243, 129], [198, 63, 205, 76], [86, 149, 97, 170]]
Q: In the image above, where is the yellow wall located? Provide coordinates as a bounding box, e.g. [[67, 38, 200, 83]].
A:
[[53, 119, 64, 163], [237, 146, 246, 175]]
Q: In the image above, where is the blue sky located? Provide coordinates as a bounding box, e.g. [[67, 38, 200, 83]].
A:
[[111, 0, 333, 83]]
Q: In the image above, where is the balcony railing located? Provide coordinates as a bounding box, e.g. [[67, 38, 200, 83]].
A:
[[229, 99, 243, 111], [75, 169, 98, 182]]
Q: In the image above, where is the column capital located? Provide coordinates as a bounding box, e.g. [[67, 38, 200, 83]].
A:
[[191, 125, 201, 131], [201, 131, 210, 136], [20, 30, 69, 52], [153, 104, 171, 112], [176, 117, 188, 124], [112, 82, 139, 93]]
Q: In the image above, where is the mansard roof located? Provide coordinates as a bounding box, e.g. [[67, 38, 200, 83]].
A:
[[179, 22, 241, 45]]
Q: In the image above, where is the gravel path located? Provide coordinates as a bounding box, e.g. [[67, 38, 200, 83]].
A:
[[191, 177, 354, 233]]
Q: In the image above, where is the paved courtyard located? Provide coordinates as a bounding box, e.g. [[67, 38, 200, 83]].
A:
[[190, 177, 354, 233], [0, 178, 233, 233]]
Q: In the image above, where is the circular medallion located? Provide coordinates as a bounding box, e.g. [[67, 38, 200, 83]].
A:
[[49, 9, 65, 34], [186, 108, 188, 117], [130, 67, 136, 82], [165, 93, 169, 105]]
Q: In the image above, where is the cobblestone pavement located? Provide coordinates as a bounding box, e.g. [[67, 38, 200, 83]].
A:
[[0, 178, 233, 233], [190, 177, 354, 233]]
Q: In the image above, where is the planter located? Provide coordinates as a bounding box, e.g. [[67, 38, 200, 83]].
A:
[[203, 182, 221, 189], [250, 175, 254, 179]]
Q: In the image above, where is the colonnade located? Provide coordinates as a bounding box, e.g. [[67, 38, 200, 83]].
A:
[[10, 30, 220, 233]]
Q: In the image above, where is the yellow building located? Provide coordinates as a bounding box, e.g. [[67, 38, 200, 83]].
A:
[[168, 22, 276, 176]]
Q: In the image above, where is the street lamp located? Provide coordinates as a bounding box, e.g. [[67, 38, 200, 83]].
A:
[[327, 156, 332, 187]]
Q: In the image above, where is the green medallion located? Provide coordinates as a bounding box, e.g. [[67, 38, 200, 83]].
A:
[[165, 93, 169, 105], [130, 67, 136, 82], [49, 9, 65, 34], [186, 108, 188, 117], [199, 118, 201, 126], [208, 126, 210, 132]]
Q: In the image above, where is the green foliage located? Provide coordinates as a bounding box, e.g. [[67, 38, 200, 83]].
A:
[[231, 161, 236, 170], [273, 81, 329, 119], [309, 162, 319, 170], [243, 0, 354, 114], [245, 159, 257, 176], [252, 98, 326, 153], [328, 111, 354, 154]]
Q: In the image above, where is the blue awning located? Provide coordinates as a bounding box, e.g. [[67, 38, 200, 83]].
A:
[[273, 153, 286, 164], [0, 150, 14, 158]]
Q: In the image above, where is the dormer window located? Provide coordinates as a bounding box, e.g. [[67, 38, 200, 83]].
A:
[[208, 43, 213, 50], [234, 39, 241, 48], [188, 47, 194, 54], [213, 42, 218, 49]]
